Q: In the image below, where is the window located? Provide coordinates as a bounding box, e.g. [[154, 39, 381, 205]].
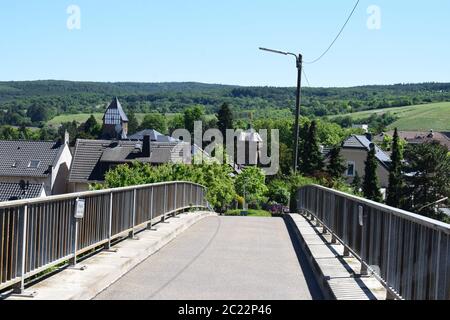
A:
[[346, 161, 355, 177], [28, 160, 40, 169]]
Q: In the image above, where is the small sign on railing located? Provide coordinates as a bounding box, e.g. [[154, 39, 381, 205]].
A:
[[74, 198, 85, 219], [358, 205, 364, 226]]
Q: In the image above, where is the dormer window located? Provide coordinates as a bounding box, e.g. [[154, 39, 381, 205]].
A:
[[28, 160, 40, 169]]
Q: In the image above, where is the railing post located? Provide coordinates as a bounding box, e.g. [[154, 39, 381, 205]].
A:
[[385, 213, 393, 294], [342, 199, 350, 256], [130, 188, 137, 239], [147, 187, 154, 230], [162, 184, 168, 222], [106, 192, 113, 249], [434, 231, 442, 300], [12, 205, 32, 296], [173, 183, 177, 217], [183, 183, 186, 210], [71, 209, 79, 267], [359, 205, 368, 276]]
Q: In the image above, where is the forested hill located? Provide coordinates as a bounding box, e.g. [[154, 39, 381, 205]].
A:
[[0, 80, 449, 127]]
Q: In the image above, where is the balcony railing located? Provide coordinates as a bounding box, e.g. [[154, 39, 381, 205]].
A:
[[0, 181, 207, 294], [297, 184, 450, 300]]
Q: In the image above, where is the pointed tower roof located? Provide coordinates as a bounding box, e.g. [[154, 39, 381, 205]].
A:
[[103, 97, 129, 123]]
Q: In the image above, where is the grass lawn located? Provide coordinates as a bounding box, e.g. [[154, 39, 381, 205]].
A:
[[224, 209, 272, 217], [328, 102, 450, 131]]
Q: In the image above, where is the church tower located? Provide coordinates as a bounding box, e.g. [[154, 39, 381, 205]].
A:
[[102, 97, 129, 140]]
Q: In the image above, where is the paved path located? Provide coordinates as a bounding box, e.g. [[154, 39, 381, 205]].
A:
[[95, 216, 322, 300]]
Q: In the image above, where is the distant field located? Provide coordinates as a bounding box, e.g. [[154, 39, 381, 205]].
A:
[[329, 102, 450, 131], [47, 112, 218, 126], [48, 113, 145, 126]]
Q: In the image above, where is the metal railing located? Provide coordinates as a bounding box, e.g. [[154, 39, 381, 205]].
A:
[[0, 181, 208, 294], [296, 184, 450, 300]]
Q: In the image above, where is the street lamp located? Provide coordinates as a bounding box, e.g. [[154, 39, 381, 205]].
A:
[[259, 47, 303, 173]]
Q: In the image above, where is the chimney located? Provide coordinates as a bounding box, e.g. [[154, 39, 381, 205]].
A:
[[142, 135, 151, 157], [64, 130, 70, 145]]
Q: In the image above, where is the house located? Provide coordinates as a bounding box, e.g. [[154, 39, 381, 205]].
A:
[[329, 134, 391, 188], [0, 135, 72, 200], [375, 130, 450, 151], [68, 135, 192, 192], [351, 124, 369, 133], [128, 129, 177, 143], [102, 97, 129, 140], [236, 128, 263, 166]]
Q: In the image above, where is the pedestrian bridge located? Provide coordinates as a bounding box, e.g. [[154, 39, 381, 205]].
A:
[[0, 182, 449, 300]]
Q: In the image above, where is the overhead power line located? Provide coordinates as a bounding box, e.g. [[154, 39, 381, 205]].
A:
[[304, 0, 360, 64], [302, 68, 311, 87]]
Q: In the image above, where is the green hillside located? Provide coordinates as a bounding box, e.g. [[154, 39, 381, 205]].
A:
[[329, 102, 450, 131]]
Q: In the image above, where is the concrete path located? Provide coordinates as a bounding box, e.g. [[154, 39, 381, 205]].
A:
[[95, 216, 323, 300]]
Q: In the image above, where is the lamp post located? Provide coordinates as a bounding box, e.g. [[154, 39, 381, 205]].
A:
[[259, 47, 303, 173]]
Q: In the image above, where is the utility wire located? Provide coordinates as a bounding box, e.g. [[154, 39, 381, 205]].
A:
[[304, 0, 360, 64], [302, 68, 311, 87]]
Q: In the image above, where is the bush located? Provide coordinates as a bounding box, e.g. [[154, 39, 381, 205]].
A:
[[267, 180, 291, 205], [102, 161, 236, 213]]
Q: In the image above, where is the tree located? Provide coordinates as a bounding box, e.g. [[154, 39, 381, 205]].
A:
[[39, 126, 58, 141], [168, 114, 184, 134], [58, 121, 78, 145], [300, 120, 324, 175], [279, 143, 293, 176], [217, 103, 233, 140], [298, 122, 310, 171], [81, 114, 101, 138], [362, 144, 382, 202], [184, 105, 204, 134], [140, 113, 168, 134], [0, 126, 20, 140], [327, 146, 346, 179], [402, 141, 450, 220], [26, 104, 56, 123], [351, 171, 362, 194], [127, 111, 139, 135], [235, 167, 268, 207], [386, 128, 405, 208]]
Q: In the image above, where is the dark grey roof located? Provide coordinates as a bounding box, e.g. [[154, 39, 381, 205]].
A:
[[0, 140, 65, 178], [0, 182, 44, 202], [127, 129, 178, 142], [342, 135, 391, 165], [102, 97, 128, 123], [69, 139, 188, 183], [127, 129, 163, 141]]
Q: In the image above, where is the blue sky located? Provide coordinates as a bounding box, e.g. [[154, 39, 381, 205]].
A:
[[0, 0, 449, 87]]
